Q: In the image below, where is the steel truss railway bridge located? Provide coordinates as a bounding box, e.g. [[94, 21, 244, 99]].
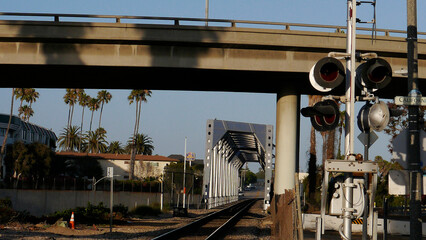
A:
[[0, 11, 425, 228], [203, 119, 273, 209]]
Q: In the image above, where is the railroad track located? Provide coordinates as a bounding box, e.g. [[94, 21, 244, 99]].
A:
[[152, 198, 259, 240]]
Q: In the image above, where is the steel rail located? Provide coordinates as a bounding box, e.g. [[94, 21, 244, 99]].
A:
[[205, 198, 257, 240], [152, 198, 258, 240], [0, 12, 424, 39]]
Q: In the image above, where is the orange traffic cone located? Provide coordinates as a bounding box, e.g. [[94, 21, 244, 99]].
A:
[[70, 212, 75, 229]]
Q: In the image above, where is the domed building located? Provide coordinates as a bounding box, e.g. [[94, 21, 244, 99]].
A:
[[0, 113, 57, 150]]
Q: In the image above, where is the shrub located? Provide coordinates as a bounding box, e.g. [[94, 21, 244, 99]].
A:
[[130, 205, 161, 217], [47, 202, 132, 224], [113, 203, 129, 217], [0, 207, 15, 223], [0, 197, 37, 224], [48, 202, 109, 224]]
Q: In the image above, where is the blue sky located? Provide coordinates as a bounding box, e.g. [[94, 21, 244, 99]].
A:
[[0, 1, 424, 172]]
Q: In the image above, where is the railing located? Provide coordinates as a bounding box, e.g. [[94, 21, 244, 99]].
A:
[[0, 12, 424, 39]]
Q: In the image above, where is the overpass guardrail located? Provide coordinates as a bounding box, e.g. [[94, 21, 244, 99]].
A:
[[0, 12, 424, 39]]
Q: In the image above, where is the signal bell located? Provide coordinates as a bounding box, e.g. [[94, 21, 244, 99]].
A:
[[301, 99, 340, 132], [357, 101, 390, 132], [309, 57, 345, 92], [356, 58, 392, 92]]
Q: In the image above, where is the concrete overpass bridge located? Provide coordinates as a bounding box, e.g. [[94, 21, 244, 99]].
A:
[[0, 12, 424, 97]]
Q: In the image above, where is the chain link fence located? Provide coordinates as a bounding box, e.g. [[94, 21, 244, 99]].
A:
[[162, 170, 204, 209], [0, 176, 162, 192]]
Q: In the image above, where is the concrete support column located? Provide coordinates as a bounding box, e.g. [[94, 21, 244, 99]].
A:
[[272, 88, 299, 239], [274, 88, 299, 192]]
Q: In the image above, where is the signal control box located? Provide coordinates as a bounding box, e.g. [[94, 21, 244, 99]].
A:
[[329, 177, 365, 217]]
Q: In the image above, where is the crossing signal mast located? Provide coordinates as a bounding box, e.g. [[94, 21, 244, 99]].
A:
[[301, 0, 394, 239]]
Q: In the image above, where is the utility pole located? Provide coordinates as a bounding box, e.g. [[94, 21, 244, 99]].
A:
[[406, 0, 422, 239], [205, 0, 209, 26]]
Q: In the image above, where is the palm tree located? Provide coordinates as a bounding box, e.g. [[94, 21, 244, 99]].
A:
[[14, 88, 25, 119], [128, 90, 152, 137], [307, 95, 321, 202], [107, 141, 125, 154], [57, 126, 81, 152], [126, 133, 154, 155], [14, 88, 39, 122], [78, 92, 90, 152], [88, 97, 100, 132], [26, 88, 39, 122], [97, 90, 112, 130], [83, 128, 108, 153], [127, 89, 152, 179], [18, 105, 27, 121], [19, 105, 34, 122], [1, 88, 15, 179], [64, 89, 78, 129], [25, 88, 39, 109]]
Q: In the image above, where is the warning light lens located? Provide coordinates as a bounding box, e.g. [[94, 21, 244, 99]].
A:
[[314, 115, 323, 126], [320, 63, 339, 82], [323, 115, 336, 125], [368, 66, 388, 83]]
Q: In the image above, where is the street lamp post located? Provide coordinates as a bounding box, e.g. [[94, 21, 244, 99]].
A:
[[183, 137, 187, 208], [93, 167, 116, 233]]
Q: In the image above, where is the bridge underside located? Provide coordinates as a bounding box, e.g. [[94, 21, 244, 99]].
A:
[[0, 64, 415, 99], [203, 119, 273, 209]]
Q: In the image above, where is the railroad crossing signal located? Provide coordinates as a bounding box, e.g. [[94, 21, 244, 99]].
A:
[[301, 99, 340, 132], [303, 56, 393, 133], [304, 47, 394, 240], [309, 57, 345, 92], [308, 56, 392, 94], [306, 1, 393, 239], [356, 58, 392, 93]]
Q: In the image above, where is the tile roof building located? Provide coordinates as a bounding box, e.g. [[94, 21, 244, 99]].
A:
[[56, 152, 179, 180]]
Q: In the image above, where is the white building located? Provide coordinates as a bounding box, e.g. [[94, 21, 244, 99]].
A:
[[55, 152, 179, 180]]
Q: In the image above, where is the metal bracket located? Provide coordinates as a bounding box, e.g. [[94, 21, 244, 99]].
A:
[[325, 160, 378, 173], [343, 183, 357, 188], [321, 95, 346, 103], [342, 207, 356, 212], [328, 51, 350, 60], [356, 94, 378, 102]]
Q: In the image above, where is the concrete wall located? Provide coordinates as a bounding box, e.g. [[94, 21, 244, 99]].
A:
[[0, 189, 202, 217]]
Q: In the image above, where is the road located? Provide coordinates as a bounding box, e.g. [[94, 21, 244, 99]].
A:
[[241, 184, 265, 199]]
